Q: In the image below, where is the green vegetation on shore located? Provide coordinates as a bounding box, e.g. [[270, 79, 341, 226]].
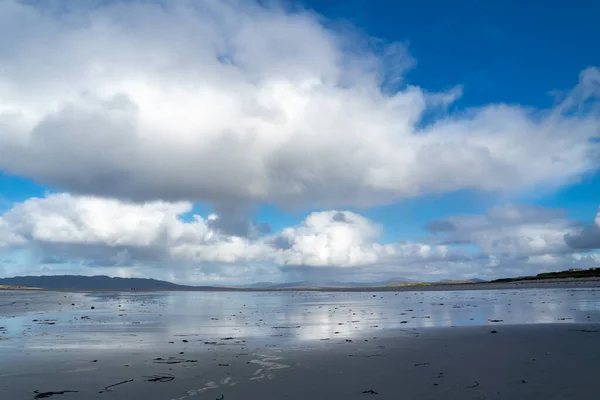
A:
[[0, 285, 40, 290], [492, 267, 600, 283]]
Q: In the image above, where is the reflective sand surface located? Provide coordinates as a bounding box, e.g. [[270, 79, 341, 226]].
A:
[[1, 288, 600, 399], [2, 288, 599, 351]]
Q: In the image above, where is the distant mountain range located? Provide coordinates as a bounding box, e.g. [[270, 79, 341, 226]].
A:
[[2, 269, 597, 291], [0, 275, 486, 291], [237, 278, 420, 289], [0, 275, 229, 291]]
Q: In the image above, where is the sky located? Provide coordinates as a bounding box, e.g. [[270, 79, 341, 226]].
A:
[[0, 0, 599, 285]]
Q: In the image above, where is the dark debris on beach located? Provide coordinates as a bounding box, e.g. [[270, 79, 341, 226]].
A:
[[33, 390, 79, 399]]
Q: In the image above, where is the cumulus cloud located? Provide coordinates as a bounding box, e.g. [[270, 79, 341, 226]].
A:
[[0, 0, 598, 215], [0, 193, 264, 265], [1, 194, 599, 282], [564, 207, 600, 250], [421, 204, 600, 279], [425, 204, 578, 257], [269, 210, 450, 267], [0, 193, 460, 282]]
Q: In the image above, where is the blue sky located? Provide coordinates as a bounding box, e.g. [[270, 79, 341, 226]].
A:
[[0, 0, 599, 284], [277, 0, 600, 235], [304, 0, 599, 105], [265, 0, 600, 238]]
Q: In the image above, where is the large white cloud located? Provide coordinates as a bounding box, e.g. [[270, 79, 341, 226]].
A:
[[0, 193, 461, 282], [0, 0, 599, 212], [2, 194, 598, 283], [267, 210, 452, 268], [0, 193, 265, 265]]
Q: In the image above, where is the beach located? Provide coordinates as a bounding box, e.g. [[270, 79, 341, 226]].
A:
[[1, 287, 600, 399]]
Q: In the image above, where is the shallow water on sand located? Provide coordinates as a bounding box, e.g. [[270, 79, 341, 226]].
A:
[[2, 288, 599, 351]]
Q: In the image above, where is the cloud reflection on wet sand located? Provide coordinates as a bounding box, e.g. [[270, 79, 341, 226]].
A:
[[1, 289, 599, 352]]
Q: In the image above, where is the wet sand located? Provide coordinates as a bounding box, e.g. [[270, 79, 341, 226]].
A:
[[2, 288, 600, 399]]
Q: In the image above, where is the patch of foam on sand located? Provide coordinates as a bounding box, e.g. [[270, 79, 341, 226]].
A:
[[249, 354, 290, 370], [171, 377, 238, 399], [170, 381, 219, 400], [248, 354, 290, 381], [171, 353, 290, 398]]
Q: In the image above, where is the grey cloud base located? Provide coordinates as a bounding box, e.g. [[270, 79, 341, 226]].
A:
[[565, 211, 600, 250], [0, 0, 599, 213]]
